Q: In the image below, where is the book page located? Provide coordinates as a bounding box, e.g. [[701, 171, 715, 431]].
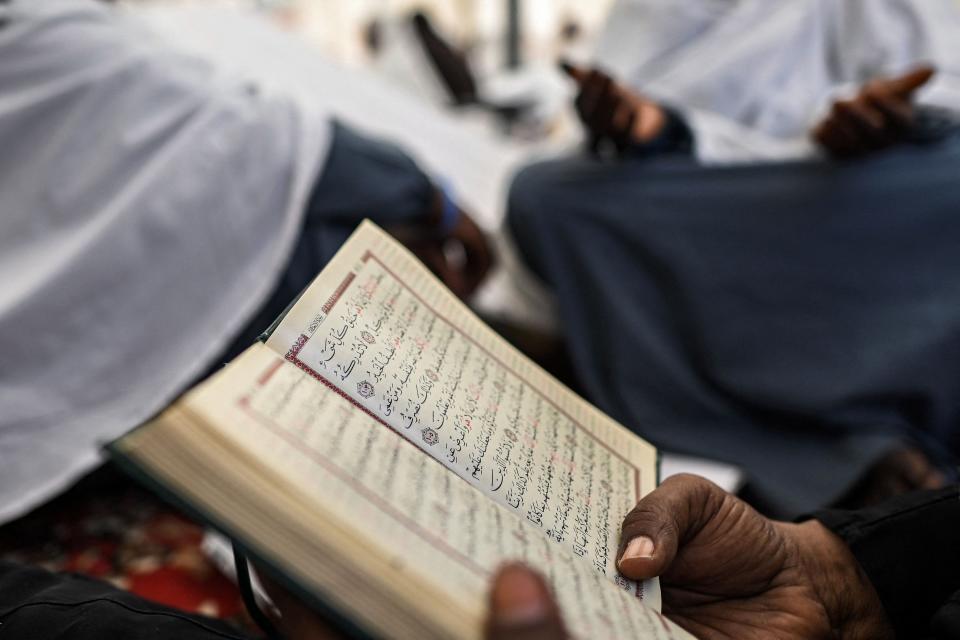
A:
[[181, 344, 691, 639], [266, 221, 660, 605]]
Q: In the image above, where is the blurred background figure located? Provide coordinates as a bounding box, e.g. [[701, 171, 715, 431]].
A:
[[508, 0, 960, 516], [582, 0, 960, 161], [0, 0, 491, 528]]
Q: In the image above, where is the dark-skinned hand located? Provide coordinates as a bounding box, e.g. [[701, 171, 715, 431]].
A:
[[836, 446, 947, 509], [812, 65, 936, 159], [261, 474, 895, 640], [258, 562, 569, 640], [388, 189, 494, 301], [479, 474, 894, 639], [561, 61, 666, 156], [616, 474, 893, 639]]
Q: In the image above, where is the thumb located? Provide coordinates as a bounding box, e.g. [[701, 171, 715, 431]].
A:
[[486, 564, 568, 640], [887, 64, 936, 98], [616, 474, 723, 580]]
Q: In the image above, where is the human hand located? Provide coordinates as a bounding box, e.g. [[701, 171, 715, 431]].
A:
[[561, 61, 666, 156], [390, 190, 494, 300], [812, 65, 936, 159], [259, 562, 569, 640], [617, 474, 893, 639], [836, 446, 947, 509], [485, 563, 568, 640]]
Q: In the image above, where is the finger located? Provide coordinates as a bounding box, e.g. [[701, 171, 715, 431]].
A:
[[575, 70, 611, 128], [456, 215, 494, 293], [418, 244, 467, 297], [829, 99, 881, 154], [864, 91, 913, 130], [886, 64, 936, 99], [834, 99, 889, 148], [874, 475, 912, 504], [812, 124, 844, 157], [813, 117, 860, 158], [921, 469, 948, 490], [447, 240, 485, 298], [617, 474, 724, 580], [462, 234, 492, 286], [612, 103, 638, 154], [416, 243, 447, 276], [585, 79, 620, 139], [584, 74, 615, 131], [486, 564, 568, 640], [898, 449, 947, 491], [559, 59, 586, 84], [443, 260, 470, 299], [574, 69, 601, 119], [811, 120, 833, 150]]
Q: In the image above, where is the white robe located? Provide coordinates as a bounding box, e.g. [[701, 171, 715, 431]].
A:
[[0, 0, 330, 523], [594, 0, 960, 162]]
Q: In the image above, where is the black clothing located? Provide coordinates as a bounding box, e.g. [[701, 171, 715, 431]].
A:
[[0, 561, 249, 639], [814, 486, 960, 639], [0, 488, 957, 638]]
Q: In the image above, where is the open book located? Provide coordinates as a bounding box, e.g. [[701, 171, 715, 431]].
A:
[[110, 222, 694, 639]]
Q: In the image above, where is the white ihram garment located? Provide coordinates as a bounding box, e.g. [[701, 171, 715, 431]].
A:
[[595, 0, 960, 163], [0, 0, 330, 523]]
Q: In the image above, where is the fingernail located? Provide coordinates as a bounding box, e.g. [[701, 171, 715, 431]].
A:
[[622, 536, 655, 562], [492, 566, 550, 626]]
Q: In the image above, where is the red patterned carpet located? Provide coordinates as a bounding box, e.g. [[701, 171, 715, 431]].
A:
[[0, 465, 253, 632]]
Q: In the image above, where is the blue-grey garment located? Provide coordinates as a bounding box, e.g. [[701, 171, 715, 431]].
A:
[[223, 121, 433, 356], [508, 133, 960, 518]]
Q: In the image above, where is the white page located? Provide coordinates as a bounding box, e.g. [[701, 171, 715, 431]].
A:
[[185, 344, 691, 639], [266, 221, 661, 608]]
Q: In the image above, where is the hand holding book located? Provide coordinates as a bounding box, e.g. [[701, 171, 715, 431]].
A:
[[483, 475, 888, 640], [112, 222, 683, 638], [260, 474, 890, 640]]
